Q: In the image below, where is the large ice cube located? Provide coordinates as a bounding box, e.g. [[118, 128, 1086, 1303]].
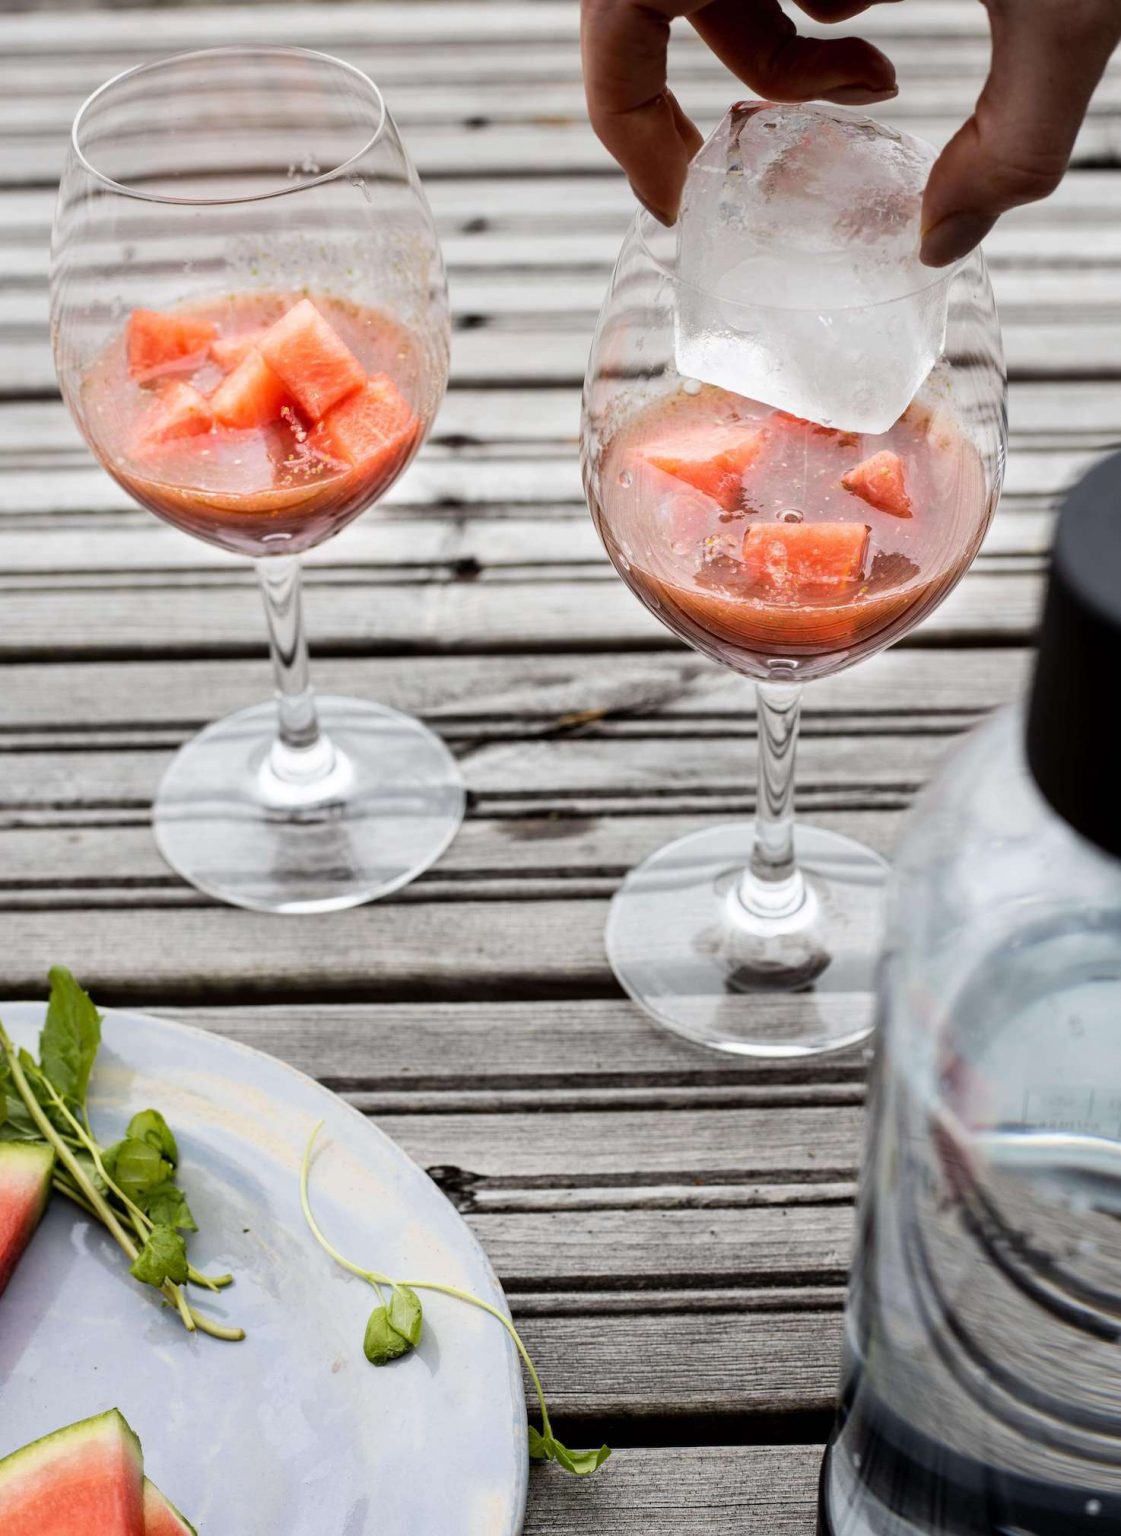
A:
[[674, 103, 948, 434]]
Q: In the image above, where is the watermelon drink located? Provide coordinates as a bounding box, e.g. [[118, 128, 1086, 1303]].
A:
[[593, 385, 989, 682], [51, 47, 463, 913], [83, 294, 425, 558], [580, 204, 1006, 1056]]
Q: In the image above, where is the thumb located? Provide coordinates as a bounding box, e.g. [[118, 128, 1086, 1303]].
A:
[[920, 0, 1121, 267]]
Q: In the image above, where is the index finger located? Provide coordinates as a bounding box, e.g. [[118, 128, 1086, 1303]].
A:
[[581, 0, 704, 223]]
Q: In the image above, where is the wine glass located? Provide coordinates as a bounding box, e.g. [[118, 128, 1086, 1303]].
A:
[[50, 47, 462, 914], [582, 212, 1006, 1056]]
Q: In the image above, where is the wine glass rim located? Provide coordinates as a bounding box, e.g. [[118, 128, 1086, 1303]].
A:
[[70, 45, 388, 206], [633, 207, 967, 314]]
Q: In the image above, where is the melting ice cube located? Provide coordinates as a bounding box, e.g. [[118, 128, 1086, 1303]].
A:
[[674, 102, 949, 434]]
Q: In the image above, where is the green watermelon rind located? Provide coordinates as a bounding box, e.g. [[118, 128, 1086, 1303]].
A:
[[0, 1140, 56, 1193], [144, 1477, 199, 1536], [0, 1408, 143, 1500]]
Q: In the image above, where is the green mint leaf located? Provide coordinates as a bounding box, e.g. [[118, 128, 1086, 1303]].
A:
[[363, 1304, 416, 1365], [39, 967, 102, 1109], [527, 1429, 611, 1477], [129, 1224, 188, 1288], [126, 1109, 179, 1166], [142, 1181, 198, 1233], [387, 1285, 423, 1348], [527, 1426, 551, 1462], [547, 1439, 612, 1477], [111, 1137, 174, 1204]]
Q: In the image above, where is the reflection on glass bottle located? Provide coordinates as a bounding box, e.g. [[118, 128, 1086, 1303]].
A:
[[820, 451, 1121, 1536]]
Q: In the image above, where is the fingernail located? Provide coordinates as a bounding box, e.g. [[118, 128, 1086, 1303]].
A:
[[826, 83, 899, 107], [920, 212, 993, 267]]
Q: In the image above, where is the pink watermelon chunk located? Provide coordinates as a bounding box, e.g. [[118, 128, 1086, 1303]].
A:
[[308, 374, 417, 473], [209, 349, 292, 430], [643, 424, 768, 512], [144, 1479, 197, 1536], [127, 310, 217, 383], [132, 383, 214, 458], [259, 298, 366, 421], [742, 520, 870, 597], [770, 410, 860, 449], [209, 329, 269, 372], [841, 450, 912, 518], [0, 1142, 55, 1297], [0, 1409, 145, 1536]]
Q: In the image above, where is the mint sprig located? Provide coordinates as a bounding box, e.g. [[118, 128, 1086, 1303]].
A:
[[301, 1123, 611, 1478], [0, 968, 243, 1343]]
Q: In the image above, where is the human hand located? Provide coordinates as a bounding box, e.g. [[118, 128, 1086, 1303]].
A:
[[580, 0, 1121, 266]]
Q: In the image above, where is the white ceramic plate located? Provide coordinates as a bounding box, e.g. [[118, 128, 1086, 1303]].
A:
[[0, 1003, 527, 1535]]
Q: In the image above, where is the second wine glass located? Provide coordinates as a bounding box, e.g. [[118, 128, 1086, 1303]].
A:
[[582, 212, 1006, 1056], [51, 47, 461, 913]]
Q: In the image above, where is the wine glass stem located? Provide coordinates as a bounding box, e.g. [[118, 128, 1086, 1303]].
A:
[[739, 679, 806, 919], [256, 554, 334, 784]]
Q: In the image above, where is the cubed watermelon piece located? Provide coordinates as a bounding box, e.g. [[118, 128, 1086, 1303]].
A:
[[0, 1410, 145, 1536], [127, 310, 217, 383], [209, 350, 291, 430], [210, 329, 269, 372], [770, 410, 860, 448], [259, 299, 366, 421], [132, 383, 213, 458], [742, 520, 870, 597], [841, 450, 912, 518], [307, 374, 417, 472], [643, 425, 768, 512], [0, 1142, 55, 1298], [143, 1479, 197, 1536]]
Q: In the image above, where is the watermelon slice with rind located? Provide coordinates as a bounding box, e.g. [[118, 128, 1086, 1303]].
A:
[[0, 1409, 145, 1535], [0, 1141, 55, 1298], [144, 1478, 198, 1536]]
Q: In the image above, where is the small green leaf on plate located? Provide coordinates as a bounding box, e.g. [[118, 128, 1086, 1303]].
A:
[[111, 1137, 174, 1204], [130, 1224, 189, 1288], [388, 1285, 423, 1348], [39, 966, 102, 1109], [127, 1108, 179, 1166], [363, 1304, 416, 1365], [143, 1181, 198, 1233]]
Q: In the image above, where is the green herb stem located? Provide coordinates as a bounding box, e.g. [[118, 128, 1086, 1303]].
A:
[[2, 1023, 242, 1341], [302, 1125, 554, 1443]]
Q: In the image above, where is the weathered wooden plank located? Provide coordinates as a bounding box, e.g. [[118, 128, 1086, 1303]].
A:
[[1, 315, 1118, 394], [4, 113, 1119, 188], [469, 1206, 852, 1286], [153, 999, 870, 1085], [0, 570, 1045, 658], [0, 730, 966, 810], [0, 649, 1028, 731], [0, 383, 1114, 460], [7, 168, 1121, 237], [518, 1310, 843, 1418], [0, 811, 903, 896], [0, 510, 1053, 580], [362, 1104, 863, 1181], [524, 1445, 821, 1536]]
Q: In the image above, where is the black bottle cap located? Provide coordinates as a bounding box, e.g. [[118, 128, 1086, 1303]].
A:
[[1026, 448, 1121, 858]]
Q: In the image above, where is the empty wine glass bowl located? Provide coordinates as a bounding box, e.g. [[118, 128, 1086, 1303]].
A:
[[51, 48, 463, 913], [582, 182, 1006, 1055]]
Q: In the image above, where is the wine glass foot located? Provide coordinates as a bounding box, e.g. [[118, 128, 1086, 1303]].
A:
[[153, 696, 465, 913], [605, 821, 888, 1057]]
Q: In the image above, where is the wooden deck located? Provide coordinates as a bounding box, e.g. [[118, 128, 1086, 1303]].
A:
[[0, 1, 1116, 1528]]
